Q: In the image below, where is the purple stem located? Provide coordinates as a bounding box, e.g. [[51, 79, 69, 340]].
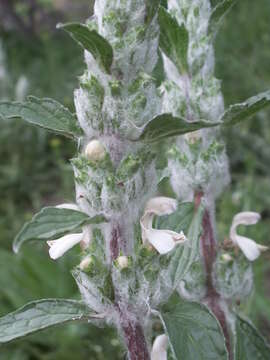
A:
[[198, 195, 232, 359], [110, 225, 120, 262], [117, 305, 150, 360]]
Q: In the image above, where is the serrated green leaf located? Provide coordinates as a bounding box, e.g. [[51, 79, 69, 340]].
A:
[[139, 113, 219, 143], [158, 7, 189, 73], [160, 293, 228, 360], [0, 96, 82, 138], [235, 315, 270, 359], [209, 0, 236, 35], [168, 204, 203, 288], [0, 299, 94, 343], [221, 90, 270, 126], [13, 207, 106, 253], [58, 23, 113, 74]]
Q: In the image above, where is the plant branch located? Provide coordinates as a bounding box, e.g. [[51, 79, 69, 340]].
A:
[[117, 304, 150, 360], [200, 200, 232, 359]]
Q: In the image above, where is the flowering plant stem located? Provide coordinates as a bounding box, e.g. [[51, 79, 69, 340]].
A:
[[1, 0, 270, 359], [200, 202, 232, 358]]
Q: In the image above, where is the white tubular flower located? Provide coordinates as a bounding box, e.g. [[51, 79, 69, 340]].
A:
[[151, 334, 168, 360], [47, 233, 83, 260], [85, 139, 106, 162], [140, 197, 187, 255], [56, 203, 80, 211], [230, 212, 268, 261]]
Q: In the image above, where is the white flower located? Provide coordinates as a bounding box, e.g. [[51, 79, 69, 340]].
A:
[[140, 197, 187, 255], [230, 211, 268, 261], [85, 139, 106, 162], [56, 203, 80, 211], [151, 334, 168, 360], [47, 233, 83, 260], [55, 204, 92, 250]]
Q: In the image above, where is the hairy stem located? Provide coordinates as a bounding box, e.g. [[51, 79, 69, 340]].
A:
[[110, 224, 120, 262], [111, 222, 149, 359], [199, 197, 232, 359], [117, 304, 150, 360]]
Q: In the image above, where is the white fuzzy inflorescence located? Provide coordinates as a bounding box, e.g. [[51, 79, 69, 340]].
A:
[[161, 0, 230, 201], [72, 0, 162, 267]]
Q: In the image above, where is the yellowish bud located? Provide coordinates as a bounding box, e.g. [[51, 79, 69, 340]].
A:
[[116, 256, 129, 269], [185, 130, 201, 144], [79, 256, 92, 271], [221, 253, 233, 262], [85, 140, 106, 162]]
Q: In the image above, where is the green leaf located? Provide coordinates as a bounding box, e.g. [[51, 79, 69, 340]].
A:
[[155, 202, 194, 235], [58, 23, 113, 74], [0, 96, 82, 138], [221, 90, 270, 126], [158, 7, 189, 73], [139, 113, 219, 143], [13, 207, 106, 253], [0, 299, 94, 343], [0, 248, 76, 312], [160, 293, 228, 359], [168, 204, 204, 288], [235, 315, 270, 359], [209, 0, 236, 35]]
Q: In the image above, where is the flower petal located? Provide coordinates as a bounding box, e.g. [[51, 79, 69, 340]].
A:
[[233, 212, 261, 226], [145, 197, 177, 216], [140, 213, 154, 244], [151, 334, 168, 360], [145, 228, 185, 255], [235, 235, 261, 261], [230, 212, 260, 239], [47, 233, 83, 260]]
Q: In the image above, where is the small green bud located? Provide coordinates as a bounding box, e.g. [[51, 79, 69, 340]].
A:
[[109, 80, 121, 96]]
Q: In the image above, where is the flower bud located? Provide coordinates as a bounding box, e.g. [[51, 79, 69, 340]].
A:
[[85, 139, 106, 162], [116, 256, 129, 269], [79, 256, 93, 271], [221, 253, 233, 262], [185, 130, 201, 144]]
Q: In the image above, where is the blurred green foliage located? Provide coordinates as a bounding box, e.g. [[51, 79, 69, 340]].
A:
[[0, 0, 270, 358], [215, 0, 270, 341]]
